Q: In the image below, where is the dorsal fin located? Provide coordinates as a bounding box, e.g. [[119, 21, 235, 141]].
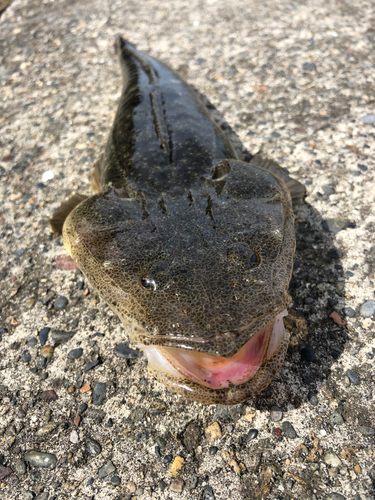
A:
[[250, 154, 306, 207], [49, 193, 89, 235]]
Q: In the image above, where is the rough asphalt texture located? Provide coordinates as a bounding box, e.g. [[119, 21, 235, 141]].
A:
[[0, 0, 375, 499]]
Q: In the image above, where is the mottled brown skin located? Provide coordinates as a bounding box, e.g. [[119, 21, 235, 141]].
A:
[[60, 37, 304, 404]]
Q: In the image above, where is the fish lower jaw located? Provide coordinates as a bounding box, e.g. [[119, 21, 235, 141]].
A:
[[141, 310, 289, 404]]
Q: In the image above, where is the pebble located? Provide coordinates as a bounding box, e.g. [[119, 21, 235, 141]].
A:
[[36, 423, 57, 436], [359, 426, 375, 436], [209, 446, 218, 455], [202, 485, 215, 500], [302, 62, 316, 71], [300, 347, 316, 362], [98, 460, 115, 479], [205, 422, 222, 441], [70, 430, 79, 444], [0, 454, 4, 466], [114, 343, 141, 359], [330, 412, 344, 426], [245, 429, 259, 442], [54, 296, 69, 309], [68, 348, 83, 359], [308, 392, 319, 406], [22, 491, 34, 500], [78, 403, 88, 415], [92, 382, 107, 405], [85, 359, 99, 371], [343, 307, 356, 317], [328, 248, 343, 260], [331, 494, 345, 500], [270, 406, 283, 422], [51, 330, 75, 344], [27, 337, 38, 347], [361, 114, 375, 124], [324, 452, 342, 467], [106, 418, 113, 428], [22, 350, 32, 363], [41, 389, 58, 400], [183, 421, 201, 451], [163, 454, 173, 464], [346, 370, 360, 385], [0, 465, 13, 480], [159, 479, 167, 491], [155, 436, 166, 449], [38, 327, 50, 346], [86, 437, 102, 456], [24, 450, 57, 468], [14, 461, 27, 474], [87, 477, 94, 486], [321, 218, 348, 233], [282, 421, 297, 439], [170, 478, 184, 493], [360, 300, 375, 318], [40, 346, 54, 358], [110, 475, 121, 486]]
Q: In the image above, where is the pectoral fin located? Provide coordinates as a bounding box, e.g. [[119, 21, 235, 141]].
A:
[[250, 153, 306, 207], [49, 193, 89, 235]]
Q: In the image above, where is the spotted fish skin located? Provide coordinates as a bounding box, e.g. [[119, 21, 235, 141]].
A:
[[56, 38, 305, 405]]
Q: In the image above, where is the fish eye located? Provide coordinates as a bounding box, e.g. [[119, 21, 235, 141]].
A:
[[250, 252, 260, 267], [140, 277, 157, 291]]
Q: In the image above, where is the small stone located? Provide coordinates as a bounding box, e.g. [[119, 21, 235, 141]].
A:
[[68, 348, 83, 359], [87, 477, 94, 486], [354, 464, 361, 474], [155, 436, 167, 449], [92, 382, 106, 405], [38, 327, 50, 346], [270, 406, 283, 422], [159, 479, 167, 491], [245, 429, 258, 442], [67, 385, 76, 394], [106, 418, 113, 428], [41, 390, 58, 400], [0, 465, 13, 480], [329, 312, 346, 326], [209, 446, 218, 455], [300, 347, 316, 362], [27, 337, 38, 347], [202, 485, 215, 500], [328, 248, 343, 260], [40, 346, 54, 358], [51, 330, 74, 344], [78, 403, 88, 415], [304, 297, 314, 304], [74, 415, 81, 427], [360, 300, 375, 318], [205, 422, 222, 441], [0, 455, 4, 466], [282, 421, 297, 439], [110, 475, 121, 486], [125, 481, 137, 493], [22, 492, 34, 500], [324, 452, 342, 467], [183, 421, 201, 451], [344, 307, 356, 318], [330, 412, 344, 426], [303, 62, 316, 71], [321, 185, 335, 196], [80, 383, 91, 394], [24, 451, 57, 468], [170, 478, 184, 493], [163, 454, 173, 464], [54, 296, 68, 309], [359, 426, 375, 436], [86, 437, 102, 457], [85, 359, 99, 371], [308, 392, 319, 406], [70, 430, 79, 444], [22, 350, 32, 363], [14, 461, 27, 475], [36, 423, 57, 436], [169, 456, 185, 477], [331, 493, 345, 500], [361, 114, 375, 124], [114, 343, 141, 359], [346, 369, 360, 385], [98, 460, 115, 479]]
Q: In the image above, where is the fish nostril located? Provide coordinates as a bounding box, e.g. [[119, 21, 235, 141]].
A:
[[140, 277, 157, 291]]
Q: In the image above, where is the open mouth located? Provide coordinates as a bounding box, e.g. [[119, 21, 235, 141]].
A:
[[140, 310, 288, 401]]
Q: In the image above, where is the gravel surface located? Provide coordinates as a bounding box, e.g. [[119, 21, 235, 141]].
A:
[[1, 0, 375, 499]]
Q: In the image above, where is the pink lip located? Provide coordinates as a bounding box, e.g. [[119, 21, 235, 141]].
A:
[[142, 310, 288, 389]]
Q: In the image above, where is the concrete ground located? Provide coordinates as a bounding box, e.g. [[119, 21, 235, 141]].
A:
[[0, 0, 374, 499]]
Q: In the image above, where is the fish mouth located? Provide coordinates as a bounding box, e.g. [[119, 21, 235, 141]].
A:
[[140, 310, 289, 405]]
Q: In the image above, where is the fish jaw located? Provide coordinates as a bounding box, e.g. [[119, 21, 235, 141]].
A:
[[140, 310, 289, 404]]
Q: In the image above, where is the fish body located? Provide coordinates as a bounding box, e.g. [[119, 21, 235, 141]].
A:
[[53, 38, 305, 405]]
